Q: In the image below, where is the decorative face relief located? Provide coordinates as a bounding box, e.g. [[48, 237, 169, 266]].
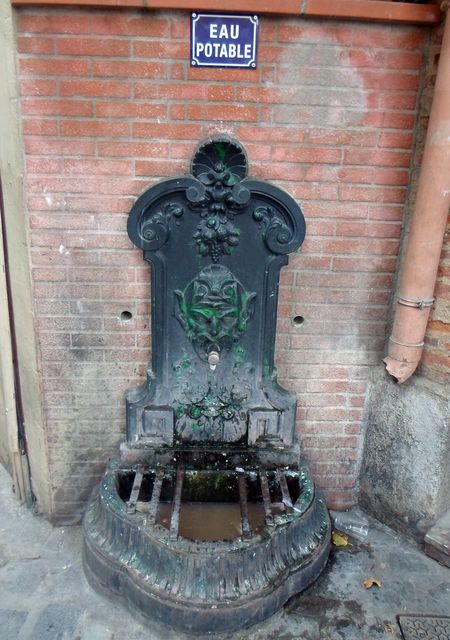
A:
[[174, 264, 256, 360]]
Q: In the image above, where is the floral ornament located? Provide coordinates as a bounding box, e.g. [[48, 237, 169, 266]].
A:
[[188, 138, 251, 262], [139, 201, 184, 250], [174, 383, 248, 432]]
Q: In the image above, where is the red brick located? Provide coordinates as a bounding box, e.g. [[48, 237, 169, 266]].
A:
[[26, 158, 61, 174], [187, 66, 259, 83], [379, 93, 417, 110], [16, 13, 91, 34], [71, 333, 136, 348], [332, 256, 397, 273], [32, 267, 67, 282], [344, 48, 386, 68], [23, 119, 58, 136], [21, 99, 93, 117], [95, 102, 166, 119], [62, 159, 132, 176], [364, 111, 415, 129], [56, 37, 130, 57], [132, 122, 202, 140], [25, 138, 95, 156], [92, 59, 166, 79], [104, 348, 148, 362], [344, 149, 412, 168], [60, 79, 131, 98], [20, 57, 91, 76], [20, 79, 57, 97], [167, 141, 196, 159], [135, 82, 200, 100], [135, 160, 186, 177], [60, 120, 129, 138], [17, 35, 55, 54], [379, 131, 414, 149], [308, 129, 378, 147], [277, 24, 353, 45], [369, 205, 405, 221], [187, 103, 258, 123], [30, 212, 96, 231], [236, 125, 307, 144], [272, 147, 341, 164], [385, 51, 423, 70], [97, 141, 169, 158], [335, 221, 402, 239], [133, 40, 188, 59], [298, 272, 393, 289], [350, 29, 426, 50], [90, 14, 171, 37], [339, 185, 406, 204], [32, 230, 131, 250]]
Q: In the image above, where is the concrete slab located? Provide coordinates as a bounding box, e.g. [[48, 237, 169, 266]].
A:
[[0, 464, 449, 640]]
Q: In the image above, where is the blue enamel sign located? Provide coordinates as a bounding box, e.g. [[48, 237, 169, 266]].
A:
[[191, 13, 258, 69]]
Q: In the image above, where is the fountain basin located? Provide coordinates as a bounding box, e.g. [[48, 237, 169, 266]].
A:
[[83, 457, 330, 632]]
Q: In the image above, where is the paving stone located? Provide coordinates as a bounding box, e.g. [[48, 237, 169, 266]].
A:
[[0, 609, 28, 636], [30, 603, 81, 640], [427, 581, 450, 607], [0, 546, 8, 568], [3, 559, 49, 596], [74, 620, 114, 640]]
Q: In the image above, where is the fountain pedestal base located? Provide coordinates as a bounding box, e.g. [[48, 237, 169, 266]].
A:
[[83, 457, 331, 633]]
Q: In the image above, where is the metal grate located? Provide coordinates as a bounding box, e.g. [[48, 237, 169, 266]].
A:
[[398, 615, 450, 640], [122, 466, 301, 541]]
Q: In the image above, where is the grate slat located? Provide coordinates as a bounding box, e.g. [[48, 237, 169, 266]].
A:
[[277, 470, 294, 513], [260, 471, 274, 525], [147, 470, 164, 524], [238, 473, 251, 539], [126, 469, 143, 514], [170, 467, 185, 540]]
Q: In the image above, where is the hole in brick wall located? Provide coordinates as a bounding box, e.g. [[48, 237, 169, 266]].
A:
[[120, 311, 133, 322], [292, 315, 305, 327]]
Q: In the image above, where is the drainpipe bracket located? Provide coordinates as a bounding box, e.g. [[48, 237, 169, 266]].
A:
[[396, 296, 435, 310], [388, 336, 425, 349]]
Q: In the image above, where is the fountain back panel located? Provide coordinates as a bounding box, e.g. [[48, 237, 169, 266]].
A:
[[82, 138, 331, 632]]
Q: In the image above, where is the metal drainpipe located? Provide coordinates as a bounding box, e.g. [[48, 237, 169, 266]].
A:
[[384, 1, 450, 384]]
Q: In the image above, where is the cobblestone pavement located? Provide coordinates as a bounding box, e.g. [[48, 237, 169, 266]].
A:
[[1, 464, 449, 640]]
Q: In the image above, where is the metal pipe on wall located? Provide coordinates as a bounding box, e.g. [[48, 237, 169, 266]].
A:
[[384, 2, 450, 384]]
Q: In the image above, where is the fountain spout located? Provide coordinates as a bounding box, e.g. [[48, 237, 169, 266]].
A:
[[207, 350, 220, 371]]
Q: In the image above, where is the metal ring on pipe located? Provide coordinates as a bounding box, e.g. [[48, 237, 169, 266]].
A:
[[396, 296, 435, 310], [388, 336, 425, 348]]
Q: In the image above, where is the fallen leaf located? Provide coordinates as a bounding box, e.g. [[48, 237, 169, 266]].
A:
[[363, 577, 382, 589], [385, 623, 394, 634], [332, 531, 349, 547]]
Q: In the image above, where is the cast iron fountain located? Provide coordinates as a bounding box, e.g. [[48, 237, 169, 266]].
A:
[[83, 137, 331, 632]]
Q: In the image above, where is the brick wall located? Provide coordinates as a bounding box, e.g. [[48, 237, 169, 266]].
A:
[[15, 7, 430, 522]]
